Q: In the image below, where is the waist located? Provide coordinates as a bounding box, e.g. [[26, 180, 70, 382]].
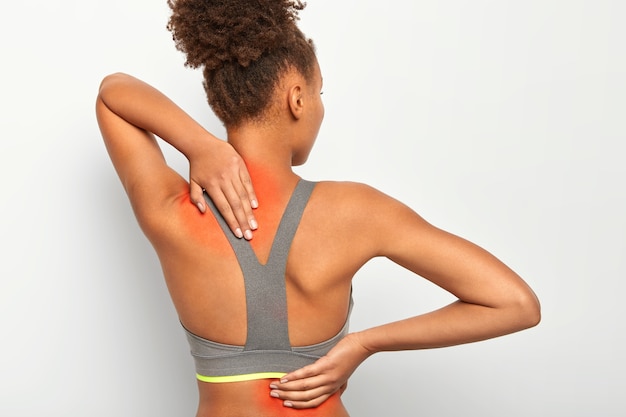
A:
[[196, 379, 349, 417]]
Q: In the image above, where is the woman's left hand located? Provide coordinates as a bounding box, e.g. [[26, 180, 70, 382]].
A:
[[269, 333, 372, 409]]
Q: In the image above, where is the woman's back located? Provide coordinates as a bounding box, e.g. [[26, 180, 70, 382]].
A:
[[149, 176, 365, 346], [141, 174, 378, 416]]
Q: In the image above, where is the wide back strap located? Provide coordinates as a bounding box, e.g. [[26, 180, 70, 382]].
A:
[[204, 179, 316, 351]]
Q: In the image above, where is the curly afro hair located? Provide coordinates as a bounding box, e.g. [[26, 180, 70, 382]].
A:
[[167, 0, 317, 127]]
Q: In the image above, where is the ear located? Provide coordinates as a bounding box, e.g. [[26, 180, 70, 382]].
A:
[[287, 84, 304, 120]]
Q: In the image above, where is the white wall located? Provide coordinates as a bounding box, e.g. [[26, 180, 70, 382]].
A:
[[1, 1, 624, 415]]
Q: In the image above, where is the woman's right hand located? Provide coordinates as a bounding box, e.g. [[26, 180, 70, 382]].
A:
[[188, 137, 258, 240]]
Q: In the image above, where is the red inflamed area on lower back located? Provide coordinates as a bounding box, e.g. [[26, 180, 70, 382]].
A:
[[251, 382, 344, 416]]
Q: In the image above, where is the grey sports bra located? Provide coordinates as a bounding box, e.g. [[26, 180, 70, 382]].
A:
[[183, 179, 353, 383]]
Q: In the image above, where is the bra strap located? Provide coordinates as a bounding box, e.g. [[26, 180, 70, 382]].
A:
[[204, 179, 316, 350]]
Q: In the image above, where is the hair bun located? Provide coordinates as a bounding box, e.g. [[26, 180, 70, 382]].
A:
[[167, 0, 306, 71]]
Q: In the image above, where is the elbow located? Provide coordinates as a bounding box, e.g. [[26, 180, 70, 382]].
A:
[[97, 72, 131, 99], [97, 73, 116, 104], [515, 289, 541, 330]]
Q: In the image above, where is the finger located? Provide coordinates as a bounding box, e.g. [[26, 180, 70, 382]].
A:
[[283, 393, 332, 410], [271, 384, 334, 404], [279, 362, 320, 384], [228, 176, 258, 232], [239, 169, 258, 209], [274, 374, 328, 393], [204, 185, 244, 239], [189, 181, 206, 213], [219, 179, 256, 240], [271, 373, 338, 399], [270, 374, 341, 409]]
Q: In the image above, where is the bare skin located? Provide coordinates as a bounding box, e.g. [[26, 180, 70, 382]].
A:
[[96, 68, 540, 415]]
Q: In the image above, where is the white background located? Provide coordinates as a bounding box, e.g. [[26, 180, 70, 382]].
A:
[[1, 1, 624, 416]]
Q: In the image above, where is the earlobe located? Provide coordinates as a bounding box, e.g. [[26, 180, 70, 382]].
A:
[[288, 85, 304, 120]]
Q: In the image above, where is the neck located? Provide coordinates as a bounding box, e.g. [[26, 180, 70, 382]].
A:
[[226, 124, 300, 194], [226, 125, 303, 249]]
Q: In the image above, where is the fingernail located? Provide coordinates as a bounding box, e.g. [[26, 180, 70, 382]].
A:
[[270, 391, 280, 398], [269, 384, 278, 389], [251, 199, 258, 209], [280, 378, 288, 384], [235, 228, 243, 238], [250, 219, 258, 230], [284, 401, 293, 408], [196, 202, 205, 213], [244, 229, 253, 240]]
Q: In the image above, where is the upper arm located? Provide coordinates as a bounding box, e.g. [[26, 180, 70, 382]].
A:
[[96, 85, 186, 222], [358, 186, 538, 310]]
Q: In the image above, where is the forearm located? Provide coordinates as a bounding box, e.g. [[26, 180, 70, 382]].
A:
[[97, 72, 218, 159], [355, 299, 540, 354]]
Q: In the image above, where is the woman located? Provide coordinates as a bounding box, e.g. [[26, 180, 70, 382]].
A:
[[96, 1, 540, 416]]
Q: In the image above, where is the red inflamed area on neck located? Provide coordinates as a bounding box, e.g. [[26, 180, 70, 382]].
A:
[[244, 162, 282, 205], [174, 166, 292, 256], [244, 164, 299, 250]]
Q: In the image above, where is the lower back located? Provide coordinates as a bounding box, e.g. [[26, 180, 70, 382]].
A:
[[195, 379, 349, 417]]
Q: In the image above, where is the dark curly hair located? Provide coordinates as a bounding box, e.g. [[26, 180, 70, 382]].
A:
[[167, 0, 317, 127]]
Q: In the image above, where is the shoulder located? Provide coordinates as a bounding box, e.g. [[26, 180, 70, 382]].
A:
[[311, 180, 392, 204], [311, 180, 417, 217], [307, 180, 427, 254]]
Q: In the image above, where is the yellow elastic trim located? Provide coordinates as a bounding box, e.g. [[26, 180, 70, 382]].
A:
[[196, 372, 287, 383]]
